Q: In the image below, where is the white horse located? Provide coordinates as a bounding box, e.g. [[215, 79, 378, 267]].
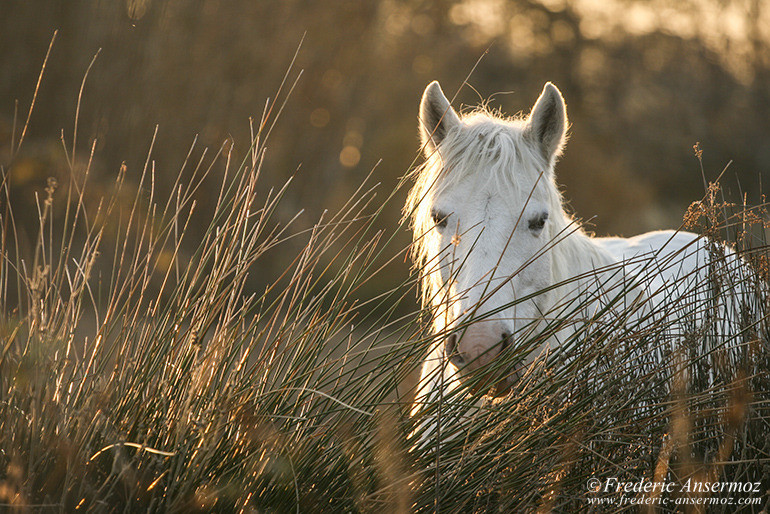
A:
[[406, 81, 760, 427]]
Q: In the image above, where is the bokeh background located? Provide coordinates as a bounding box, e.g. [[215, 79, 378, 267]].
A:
[[2, 0, 770, 309]]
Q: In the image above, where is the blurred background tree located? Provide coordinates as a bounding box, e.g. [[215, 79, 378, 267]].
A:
[[2, 0, 769, 310]]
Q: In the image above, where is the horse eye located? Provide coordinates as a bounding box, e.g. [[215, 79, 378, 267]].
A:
[[528, 212, 549, 233], [431, 210, 448, 229]]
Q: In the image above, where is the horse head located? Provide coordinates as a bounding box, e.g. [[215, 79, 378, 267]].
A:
[[406, 81, 572, 394]]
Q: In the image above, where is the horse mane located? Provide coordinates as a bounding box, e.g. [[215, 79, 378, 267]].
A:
[[405, 110, 541, 263]]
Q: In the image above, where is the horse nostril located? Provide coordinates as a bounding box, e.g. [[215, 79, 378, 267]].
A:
[[446, 332, 458, 353], [445, 333, 466, 367], [501, 331, 512, 352]]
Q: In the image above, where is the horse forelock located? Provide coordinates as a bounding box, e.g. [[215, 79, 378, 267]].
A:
[[404, 109, 558, 307]]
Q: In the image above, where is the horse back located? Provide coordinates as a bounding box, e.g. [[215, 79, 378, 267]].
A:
[[595, 230, 706, 285]]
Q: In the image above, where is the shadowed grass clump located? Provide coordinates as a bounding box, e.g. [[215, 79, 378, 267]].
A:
[[1, 60, 770, 512], [0, 63, 430, 511]]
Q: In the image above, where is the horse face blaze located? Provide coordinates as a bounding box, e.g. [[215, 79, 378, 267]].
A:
[[429, 173, 553, 392]]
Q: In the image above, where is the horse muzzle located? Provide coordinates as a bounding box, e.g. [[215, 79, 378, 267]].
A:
[[445, 321, 521, 396]]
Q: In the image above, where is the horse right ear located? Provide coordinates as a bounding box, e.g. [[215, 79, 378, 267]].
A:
[[525, 82, 568, 166], [419, 81, 461, 153]]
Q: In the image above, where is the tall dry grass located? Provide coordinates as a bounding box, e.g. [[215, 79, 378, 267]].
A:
[[1, 54, 769, 513]]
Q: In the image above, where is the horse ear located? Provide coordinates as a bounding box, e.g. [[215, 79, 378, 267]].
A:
[[419, 81, 461, 153], [525, 82, 568, 165]]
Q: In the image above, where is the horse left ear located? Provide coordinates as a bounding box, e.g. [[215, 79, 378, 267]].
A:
[[419, 81, 461, 154], [525, 82, 568, 165]]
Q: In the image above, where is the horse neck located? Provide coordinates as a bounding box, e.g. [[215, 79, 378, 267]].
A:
[[550, 219, 618, 288]]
